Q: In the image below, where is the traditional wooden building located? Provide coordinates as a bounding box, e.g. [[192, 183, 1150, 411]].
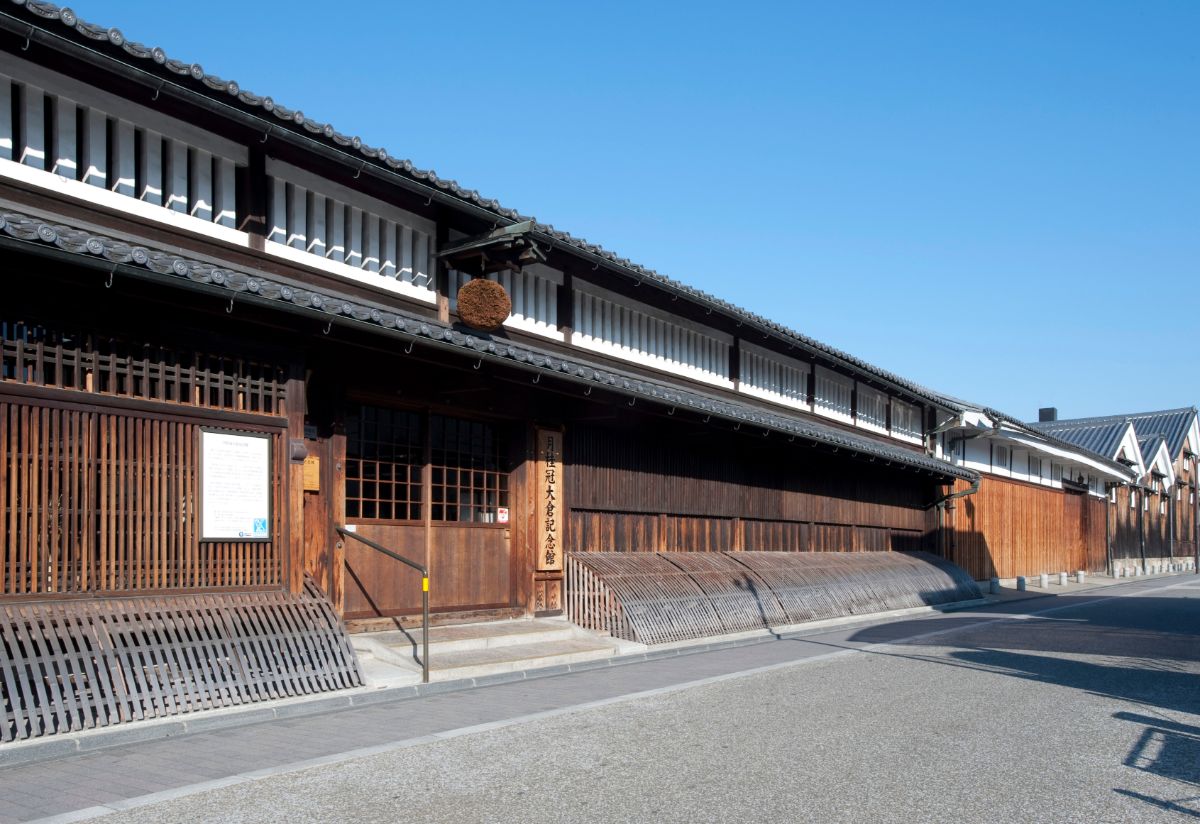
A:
[[931, 403, 1136, 579], [1031, 408, 1200, 572], [0, 3, 985, 739]]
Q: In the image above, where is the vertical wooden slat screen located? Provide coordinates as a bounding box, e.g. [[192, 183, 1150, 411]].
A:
[[0, 325, 286, 415], [1, 398, 284, 596], [564, 425, 935, 556], [947, 476, 1108, 579]]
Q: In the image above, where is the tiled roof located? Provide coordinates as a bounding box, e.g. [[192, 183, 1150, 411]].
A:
[[937, 396, 1133, 476], [1139, 436, 1167, 472], [1032, 409, 1197, 460], [1026, 419, 1131, 462], [0, 0, 954, 411], [0, 207, 976, 482]]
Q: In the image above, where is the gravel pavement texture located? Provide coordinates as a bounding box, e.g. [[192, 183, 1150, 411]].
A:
[[6, 574, 1198, 824]]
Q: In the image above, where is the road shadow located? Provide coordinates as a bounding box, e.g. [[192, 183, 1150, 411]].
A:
[[841, 588, 1200, 716], [1117, 711, 1200, 786], [848, 590, 1200, 663]]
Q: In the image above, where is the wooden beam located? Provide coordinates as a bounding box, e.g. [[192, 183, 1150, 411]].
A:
[[238, 147, 268, 249], [728, 336, 741, 391], [435, 223, 450, 324], [558, 268, 574, 343]]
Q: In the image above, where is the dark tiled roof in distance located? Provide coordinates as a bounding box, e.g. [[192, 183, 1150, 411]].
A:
[[1, 0, 953, 411], [1026, 419, 1131, 461], [0, 208, 976, 482], [1031, 408, 1198, 461], [1139, 436, 1167, 471], [936, 395, 1133, 477]]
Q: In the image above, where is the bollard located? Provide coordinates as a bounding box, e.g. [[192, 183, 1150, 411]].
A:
[[1017, 576, 1027, 591], [1077, 571, 1086, 585], [989, 577, 1000, 595], [1058, 572, 1068, 586], [1039, 573, 1049, 588]]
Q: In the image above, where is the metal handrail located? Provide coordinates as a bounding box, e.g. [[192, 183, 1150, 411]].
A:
[[336, 526, 430, 684]]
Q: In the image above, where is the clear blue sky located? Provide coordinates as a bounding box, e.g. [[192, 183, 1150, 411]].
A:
[[80, 1, 1198, 420]]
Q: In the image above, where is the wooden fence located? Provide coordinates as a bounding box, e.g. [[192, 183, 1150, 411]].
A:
[[946, 476, 1107, 579], [1, 396, 284, 596]]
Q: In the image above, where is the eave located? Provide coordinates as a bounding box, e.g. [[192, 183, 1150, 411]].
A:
[[0, 207, 975, 483]]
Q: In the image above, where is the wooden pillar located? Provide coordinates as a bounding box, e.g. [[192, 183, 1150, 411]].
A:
[[284, 364, 306, 594], [512, 423, 534, 615], [807, 357, 817, 407], [329, 428, 346, 613], [728, 336, 741, 391], [435, 224, 450, 324], [1138, 487, 1147, 573], [1169, 486, 1176, 559], [422, 408, 433, 579], [1105, 487, 1113, 576]]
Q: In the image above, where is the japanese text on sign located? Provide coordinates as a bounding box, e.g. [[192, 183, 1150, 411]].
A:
[[536, 429, 563, 571], [200, 430, 271, 541]]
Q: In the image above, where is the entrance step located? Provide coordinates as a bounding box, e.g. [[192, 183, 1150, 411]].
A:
[[351, 618, 621, 684]]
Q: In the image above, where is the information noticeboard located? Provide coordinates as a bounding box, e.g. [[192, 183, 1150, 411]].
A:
[[200, 429, 272, 541]]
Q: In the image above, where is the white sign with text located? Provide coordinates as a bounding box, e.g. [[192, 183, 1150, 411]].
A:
[[201, 430, 271, 540]]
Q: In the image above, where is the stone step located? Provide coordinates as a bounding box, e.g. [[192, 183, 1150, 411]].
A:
[[424, 638, 616, 682], [354, 619, 577, 659]]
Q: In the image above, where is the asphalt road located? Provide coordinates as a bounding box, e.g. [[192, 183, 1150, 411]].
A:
[[90, 575, 1200, 824]]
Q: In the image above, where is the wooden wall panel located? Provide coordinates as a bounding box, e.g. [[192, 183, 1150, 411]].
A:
[[343, 523, 510, 619], [564, 424, 935, 556], [947, 476, 1106, 579]]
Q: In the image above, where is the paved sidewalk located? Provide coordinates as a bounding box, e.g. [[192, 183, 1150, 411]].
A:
[[0, 573, 1194, 823]]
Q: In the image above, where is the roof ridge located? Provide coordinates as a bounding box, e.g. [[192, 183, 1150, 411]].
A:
[[1028, 408, 1196, 428], [2, 0, 956, 410]]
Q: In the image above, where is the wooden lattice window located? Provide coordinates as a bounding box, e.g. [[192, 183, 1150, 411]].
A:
[[0, 320, 286, 415], [431, 415, 509, 524], [344, 407, 510, 523], [345, 405, 423, 521]]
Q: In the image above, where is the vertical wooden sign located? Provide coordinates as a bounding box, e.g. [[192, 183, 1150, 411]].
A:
[[536, 429, 563, 571]]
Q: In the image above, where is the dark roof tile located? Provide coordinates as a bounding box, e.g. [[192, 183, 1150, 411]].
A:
[[0, 207, 975, 482]]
